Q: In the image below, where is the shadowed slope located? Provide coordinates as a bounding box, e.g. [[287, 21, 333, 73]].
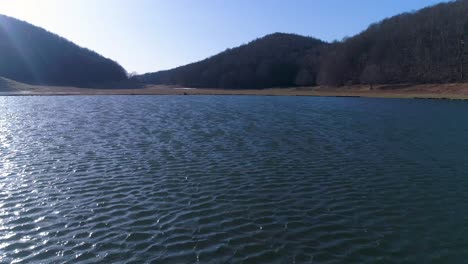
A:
[[0, 76, 33, 91], [137, 33, 327, 89], [0, 14, 128, 87], [318, 0, 468, 86]]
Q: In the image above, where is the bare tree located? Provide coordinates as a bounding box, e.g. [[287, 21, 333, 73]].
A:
[[360, 65, 382, 89]]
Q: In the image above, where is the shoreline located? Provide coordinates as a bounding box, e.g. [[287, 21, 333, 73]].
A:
[[2, 83, 468, 100]]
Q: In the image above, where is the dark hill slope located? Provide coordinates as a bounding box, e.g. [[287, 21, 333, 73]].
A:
[[318, 0, 468, 86], [0, 14, 127, 86], [138, 33, 327, 89]]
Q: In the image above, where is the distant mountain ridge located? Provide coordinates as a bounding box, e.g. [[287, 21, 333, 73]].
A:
[[0, 14, 127, 86], [137, 33, 327, 89]]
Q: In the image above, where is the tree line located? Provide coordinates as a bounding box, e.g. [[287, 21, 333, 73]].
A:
[[138, 0, 468, 89], [137, 33, 325, 89], [318, 0, 468, 86], [2, 0, 468, 89]]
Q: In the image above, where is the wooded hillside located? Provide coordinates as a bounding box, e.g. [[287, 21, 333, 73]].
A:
[[139, 0, 468, 89], [318, 0, 468, 86], [0, 15, 127, 86], [137, 33, 326, 89]]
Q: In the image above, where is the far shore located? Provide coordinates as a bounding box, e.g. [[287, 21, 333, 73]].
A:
[[2, 81, 468, 100]]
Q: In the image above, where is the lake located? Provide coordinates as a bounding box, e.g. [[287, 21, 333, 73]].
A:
[[1, 95, 468, 263]]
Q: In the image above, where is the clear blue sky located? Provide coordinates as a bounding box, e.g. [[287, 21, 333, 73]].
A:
[[0, 0, 449, 74]]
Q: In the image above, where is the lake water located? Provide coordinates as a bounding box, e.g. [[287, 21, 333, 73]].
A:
[[1, 95, 468, 263]]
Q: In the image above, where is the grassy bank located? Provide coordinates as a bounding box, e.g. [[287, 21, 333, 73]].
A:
[[2, 78, 468, 100]]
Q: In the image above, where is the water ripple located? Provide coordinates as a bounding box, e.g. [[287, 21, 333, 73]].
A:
[[1, 96, 468, 263]]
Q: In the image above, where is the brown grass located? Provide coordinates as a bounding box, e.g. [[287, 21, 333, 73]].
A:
[[2, 77, 468, 100]]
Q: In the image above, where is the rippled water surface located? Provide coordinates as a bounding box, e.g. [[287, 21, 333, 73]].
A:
[[1, 96, 468, 263]]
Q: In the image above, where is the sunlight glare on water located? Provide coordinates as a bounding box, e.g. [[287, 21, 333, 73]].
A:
[[0, 95, 468, 263]]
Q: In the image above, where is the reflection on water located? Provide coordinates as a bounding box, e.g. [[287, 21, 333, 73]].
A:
[[1, 95, 468, 263]]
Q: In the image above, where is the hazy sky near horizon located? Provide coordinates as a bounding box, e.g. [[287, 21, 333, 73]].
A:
[[0, 0, 449, 73]]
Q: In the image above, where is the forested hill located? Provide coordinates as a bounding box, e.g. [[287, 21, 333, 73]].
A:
[[3, 0, 467, 89], [0, 14, 127, 86], [139, 0, 468, 89], [137, 33, 327, 89], [317, 0, 468, 86]]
